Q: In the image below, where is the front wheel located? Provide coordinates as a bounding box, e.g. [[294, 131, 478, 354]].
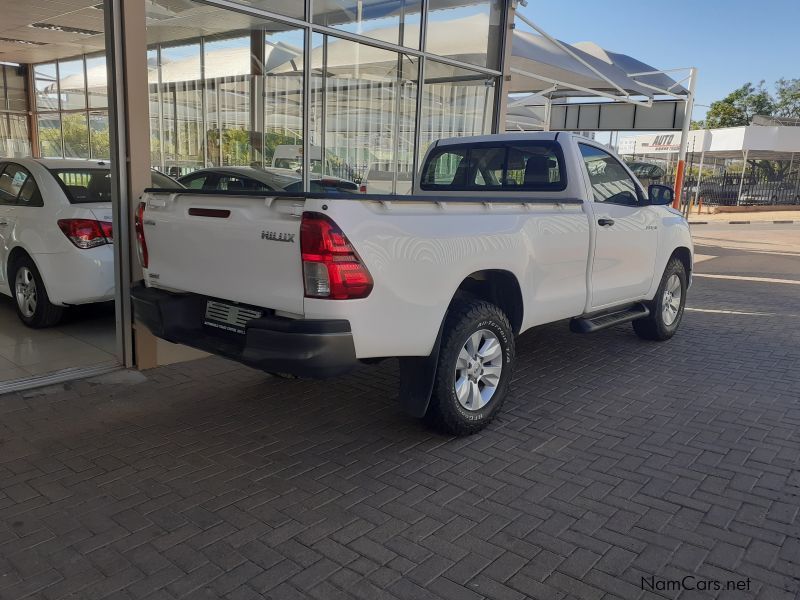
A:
[[11, 256, 64, 328], [633, 257, 687, 341], [425, 299, 515, 436]]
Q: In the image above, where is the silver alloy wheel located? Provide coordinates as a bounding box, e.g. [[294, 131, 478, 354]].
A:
[[662, 273, 682, 326], [454, 329, 503, 411], [15, 267, 37, 318]]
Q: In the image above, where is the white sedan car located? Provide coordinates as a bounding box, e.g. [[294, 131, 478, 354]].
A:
[[0, 158, 179, 327]]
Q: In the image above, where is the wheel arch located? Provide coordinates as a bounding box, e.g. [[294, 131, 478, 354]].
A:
[[6, 246, 34, 280], [670, 246, 692, 279], [451, 269, 524, 334], [398, 269, 524, 419]]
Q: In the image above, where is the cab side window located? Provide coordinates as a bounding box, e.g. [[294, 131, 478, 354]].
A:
[[579, 144, 640, 205]]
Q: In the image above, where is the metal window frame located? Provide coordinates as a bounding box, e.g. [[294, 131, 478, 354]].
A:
[[104, 0, 133, 368]]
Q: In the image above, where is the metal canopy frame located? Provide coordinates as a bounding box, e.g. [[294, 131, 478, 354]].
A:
[[508, 9, 696, 209], [510, 12, 695, 121]]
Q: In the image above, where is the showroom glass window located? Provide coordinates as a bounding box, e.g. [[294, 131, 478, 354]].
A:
[[311, 33, 419, 193], [139, 0, 503, 192], [0, 66, 30, 157], [418, 60, 495, 164], [313, 0, 422, 49], [32, 56, 110, 159], [145, 6, 305, 176], [426, 0, 503, 69]]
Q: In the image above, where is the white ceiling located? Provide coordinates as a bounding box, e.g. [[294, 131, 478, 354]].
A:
[[0, 0, 107, 64], [0, 0, 304, 65]]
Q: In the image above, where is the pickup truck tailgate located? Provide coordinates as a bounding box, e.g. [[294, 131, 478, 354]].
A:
[[141, 192, 304, 314]]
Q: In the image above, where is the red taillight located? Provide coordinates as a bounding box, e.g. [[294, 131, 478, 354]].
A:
[[359, 184, 367, 194], [300, 212, 373, 300], [57, 219, 112, 249], [135, 202, 148, 268]]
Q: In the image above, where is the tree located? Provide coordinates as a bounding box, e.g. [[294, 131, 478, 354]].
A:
[[703, 82, 774, 129], [774, 78, 800, 119]]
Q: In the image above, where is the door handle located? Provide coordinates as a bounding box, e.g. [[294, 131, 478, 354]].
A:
[[597, 218, 615, 227]]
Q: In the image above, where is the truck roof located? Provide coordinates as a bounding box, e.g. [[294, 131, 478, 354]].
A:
[[435, 131, 563, 147]]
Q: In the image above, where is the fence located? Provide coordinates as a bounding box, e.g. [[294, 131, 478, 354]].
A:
[[624, 154, 800, 208]]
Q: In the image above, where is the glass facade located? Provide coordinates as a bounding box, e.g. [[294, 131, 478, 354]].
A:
[[0, 65, 30, 157], [313, 0, 423, 49], [32, 55, 110, 159], [31, 0, 505, 191], [426, 0, 504, 69]]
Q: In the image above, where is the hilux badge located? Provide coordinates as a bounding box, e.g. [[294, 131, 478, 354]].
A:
[[261, 230, 295, 243]]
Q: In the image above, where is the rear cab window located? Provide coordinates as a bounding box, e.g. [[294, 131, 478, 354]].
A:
[[420, 141, 566, 192]]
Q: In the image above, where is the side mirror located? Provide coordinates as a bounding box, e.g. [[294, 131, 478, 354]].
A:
[[648, 184, 674, 206]]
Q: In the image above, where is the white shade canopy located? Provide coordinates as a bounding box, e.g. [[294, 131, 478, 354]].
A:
[[510, 30, 662, 98], [572, 41, 688, 96]]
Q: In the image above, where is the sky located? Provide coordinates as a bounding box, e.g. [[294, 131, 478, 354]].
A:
[[518, 0, 800, 121]]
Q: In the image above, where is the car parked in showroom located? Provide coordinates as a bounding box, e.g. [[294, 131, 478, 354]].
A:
[[133, 133, 693, 436], [0, 158, 181, 328], [178, 166, 361, 194]]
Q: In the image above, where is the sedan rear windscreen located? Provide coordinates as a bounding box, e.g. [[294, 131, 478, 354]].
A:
[[51, 169, 112, 203], [52, 168, 185, 203]]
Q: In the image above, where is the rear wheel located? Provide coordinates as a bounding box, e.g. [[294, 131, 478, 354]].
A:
[[425, 299, 515, 436], [11, 256, 64, 328], [633, 257, 687, 341]]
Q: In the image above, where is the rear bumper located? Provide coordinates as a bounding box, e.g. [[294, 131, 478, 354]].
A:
[[33, 245, 115, 305], [131, 284, 357, 378]]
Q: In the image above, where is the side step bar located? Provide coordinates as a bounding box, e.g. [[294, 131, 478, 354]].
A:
[[570, 303, 650, 334]]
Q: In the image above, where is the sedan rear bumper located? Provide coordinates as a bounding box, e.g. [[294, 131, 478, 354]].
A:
[[131, 284, 358, 378]]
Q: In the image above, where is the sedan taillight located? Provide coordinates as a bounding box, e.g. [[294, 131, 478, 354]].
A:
[[57, 219, 113, 249]]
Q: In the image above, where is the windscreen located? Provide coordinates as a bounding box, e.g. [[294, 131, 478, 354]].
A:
[[151, 170, 184, 190]]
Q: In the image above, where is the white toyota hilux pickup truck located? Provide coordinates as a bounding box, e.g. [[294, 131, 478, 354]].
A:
[[132, 133, 692, 435]]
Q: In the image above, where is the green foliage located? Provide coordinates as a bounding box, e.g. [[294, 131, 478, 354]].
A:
[[699, 79, 800, 129], [696, 79, 800, 181], [61, 114, 90, 158], [703, 82, 774, 129], [774, 78, 800, 119]]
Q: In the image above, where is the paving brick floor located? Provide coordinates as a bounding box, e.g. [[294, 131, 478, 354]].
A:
[[1, 232, 799, 599]]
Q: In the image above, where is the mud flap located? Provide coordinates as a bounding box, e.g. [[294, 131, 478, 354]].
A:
[[398, 325, 444, 418]]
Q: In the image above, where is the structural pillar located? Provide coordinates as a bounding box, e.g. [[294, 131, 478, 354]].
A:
[[105, 0, 206, 369], [672, 67, 697, 209], [736, 149, 749, 206], [494, 0, 517, 133]]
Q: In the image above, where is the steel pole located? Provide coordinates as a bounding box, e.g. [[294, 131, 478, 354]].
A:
[[693, 136, 706, 207], [543, 95, 551, 132], [737, 149, 749, 205], [672, 67, 697, 209]]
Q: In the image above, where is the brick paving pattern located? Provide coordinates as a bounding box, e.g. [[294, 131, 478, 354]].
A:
[[1, 245, 799, 599]]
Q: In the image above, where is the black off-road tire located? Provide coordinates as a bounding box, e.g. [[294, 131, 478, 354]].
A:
[[10, 255, 65, 328], [424, 299, 515, 436], [633, 257, 687, 341]]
